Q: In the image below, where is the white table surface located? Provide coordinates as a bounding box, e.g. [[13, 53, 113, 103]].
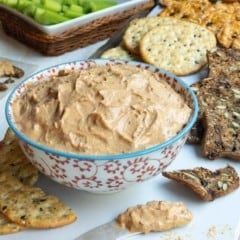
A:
[[1, 13, 240, 240]]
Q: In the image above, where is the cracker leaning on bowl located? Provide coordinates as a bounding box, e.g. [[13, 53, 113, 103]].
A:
[[0, 128, 38, 185], [0, 172, 77, 229]]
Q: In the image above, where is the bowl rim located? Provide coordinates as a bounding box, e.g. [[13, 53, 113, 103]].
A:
[[5, 59, 199, 161]]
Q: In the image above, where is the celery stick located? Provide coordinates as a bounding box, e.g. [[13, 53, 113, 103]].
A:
[[63, 0, 78, 5], [34, 7, 69, 24], [77, 0, 91, 13], [62, 3, 83, 18], [89, 0, 117, 12], [64, 9, 84, 18], [69, 3, 83, 13], [17, 0, 32, 11], [5, 0, 18, 7], [42, 0, 62, 12], [23, 4, 38, 16]]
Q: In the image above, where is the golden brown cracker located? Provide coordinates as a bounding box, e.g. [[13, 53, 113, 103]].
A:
[[123, 16, 180, 54], [0, 128, 38, 185], [0, 173, 77, 229], [139, 22, 216, 75]]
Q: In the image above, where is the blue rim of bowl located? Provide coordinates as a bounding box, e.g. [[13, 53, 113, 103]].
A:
[[5, 59, 199, 161]]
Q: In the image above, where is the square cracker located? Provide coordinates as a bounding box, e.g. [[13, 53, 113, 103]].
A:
[[139, 21, 216, 75], [0, 128, 38, 185], [0, 173, 77, 228], [0, 212, 24, 235]]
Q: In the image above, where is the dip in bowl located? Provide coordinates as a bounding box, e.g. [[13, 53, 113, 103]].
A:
[[6, 59, 198, 193]]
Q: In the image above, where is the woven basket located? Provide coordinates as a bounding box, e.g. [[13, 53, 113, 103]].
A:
[[0, 1, 155, 56]]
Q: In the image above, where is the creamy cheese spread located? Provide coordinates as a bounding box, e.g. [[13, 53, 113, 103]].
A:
[[116, 201, 193, 233], [12, 64, 191, 155]]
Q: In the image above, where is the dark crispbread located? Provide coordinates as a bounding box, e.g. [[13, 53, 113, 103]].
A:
[[207, 47, 240, 78], [0, 173, 77, 228], [162, 165, 240, 201], [0, 128, 38, 185], [187, 47, 240, 154]]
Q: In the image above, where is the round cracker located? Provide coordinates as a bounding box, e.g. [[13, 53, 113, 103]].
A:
[[123, 16, 180, 54], [101, 46, 135, 60], [139, 23, 216, 75]]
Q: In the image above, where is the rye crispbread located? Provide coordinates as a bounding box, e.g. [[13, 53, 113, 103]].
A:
[[0, 128, 38, 185], [163, 165, 239, 201], [139, 21, 216, 75], [188, 47, 240, 160], [0, 173, 77, 228]]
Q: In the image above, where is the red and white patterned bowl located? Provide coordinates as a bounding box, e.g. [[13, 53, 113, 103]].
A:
[[5, 59, 198, 193]]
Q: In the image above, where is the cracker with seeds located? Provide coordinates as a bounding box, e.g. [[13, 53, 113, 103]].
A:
[[0, 173, 77, 228], [163, 165, 239, 201], [101, 45, 140, 61], [0, 128, 38, 185], [123, 16, 180, 55], [0, 212, 24, 235], [188, 48, 240, 159], [139, 22, 216, 75]]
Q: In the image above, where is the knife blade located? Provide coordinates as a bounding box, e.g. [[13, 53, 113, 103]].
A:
[[74, 220, 141, 240], [88, 0, 159, 59]]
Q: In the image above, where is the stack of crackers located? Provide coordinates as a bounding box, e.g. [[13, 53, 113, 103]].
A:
[[102, 16, 217, 76], [0, 129, 77, 235]]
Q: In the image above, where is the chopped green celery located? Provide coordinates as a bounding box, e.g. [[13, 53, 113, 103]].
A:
[[23, 4, 38, 16], [89, 0, 117, 12], [4, 0, 18, 7], [63, 0, 78, 5], [69, 3, 83, 12], [34, 7, 69, 24], [17, 0, 32, 11], [41, 0, 62, 12], [77, 0, 91, 13], [64, 9, 84, 18], [62, 3, 83, 18]]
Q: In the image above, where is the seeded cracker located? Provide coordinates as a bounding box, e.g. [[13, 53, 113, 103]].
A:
[[188, 47, 240, 159], [0, 212, 24, 235], [139, 22, 216, 75], [0, 173, 77, 228], [123, 16, 180, 55], [101, 45, 139, 61], [163, 165, 239, 201], [0, 128, 38, 185]]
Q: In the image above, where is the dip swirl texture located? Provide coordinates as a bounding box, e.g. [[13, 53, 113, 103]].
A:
[[12, 64, 191, 155]]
